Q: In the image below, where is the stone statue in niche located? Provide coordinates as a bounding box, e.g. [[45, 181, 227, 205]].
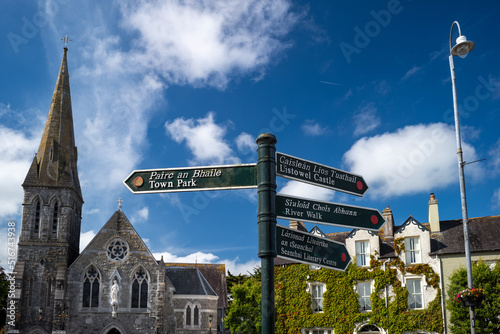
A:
[[111, 277, 119, 318]]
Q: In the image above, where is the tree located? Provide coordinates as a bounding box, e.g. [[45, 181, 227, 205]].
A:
[[447, 261, 500, 334], [224, 270, 261, 334], [0, 267, 10, 330], [226, 271, 249, 297]]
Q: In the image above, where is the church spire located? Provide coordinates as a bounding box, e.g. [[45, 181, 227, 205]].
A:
[[23, 46, 82, 200]]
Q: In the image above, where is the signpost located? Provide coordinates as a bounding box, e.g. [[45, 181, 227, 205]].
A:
[[123, 163, 257, 193], [123, 133, 382, 334], [276, 152, 368, 196], [276, 194, 385, 231], [276, 225, 351, 271]]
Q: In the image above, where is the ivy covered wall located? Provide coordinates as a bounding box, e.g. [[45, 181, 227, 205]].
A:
[[275, 240, 443, 334]]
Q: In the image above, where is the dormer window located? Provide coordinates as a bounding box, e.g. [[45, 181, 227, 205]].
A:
[[405, 237, 421, 264], [355, 240, 370, 267]]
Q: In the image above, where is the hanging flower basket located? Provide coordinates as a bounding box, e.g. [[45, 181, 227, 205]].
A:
[[455, 288, 485, 308]]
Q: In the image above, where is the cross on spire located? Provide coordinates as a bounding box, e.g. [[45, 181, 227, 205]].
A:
[[117, 197, 124, 211], [61, 35, 72, 47]]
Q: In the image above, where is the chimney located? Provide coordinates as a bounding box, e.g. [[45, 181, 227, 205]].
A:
[[289, 220, 308, 232], [382, 206, 394, 239], [429, 193, 440, 232]]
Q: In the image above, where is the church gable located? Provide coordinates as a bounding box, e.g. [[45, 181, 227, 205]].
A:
[[64, 209, 165, 333], [68, 209, 159, 284], [78, 209, 154, 258]]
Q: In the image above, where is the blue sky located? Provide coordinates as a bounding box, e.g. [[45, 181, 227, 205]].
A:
[[1, 0, 499, 274]]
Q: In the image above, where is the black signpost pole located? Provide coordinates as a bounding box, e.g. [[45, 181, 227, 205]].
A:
[[256, 133, 277, 334]]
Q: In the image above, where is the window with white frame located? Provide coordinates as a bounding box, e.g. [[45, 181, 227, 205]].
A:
[[405, 237, 421, 264], [308, 282, 326, 313], [407, 278, 423, 309], [302, 328, 334, 334], [483, 260, 497, 269], [356, 240, 370, 267], [357, 281, 371, 311]]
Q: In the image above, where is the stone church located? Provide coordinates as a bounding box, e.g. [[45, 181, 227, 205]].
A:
[[9, 47, 227, 334]]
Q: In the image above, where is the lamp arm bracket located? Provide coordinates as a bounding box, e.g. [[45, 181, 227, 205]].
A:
[[463, 158, 486, 166]]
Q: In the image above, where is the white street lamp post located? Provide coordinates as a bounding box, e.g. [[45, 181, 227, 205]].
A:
[[448, 20, 476, 334]]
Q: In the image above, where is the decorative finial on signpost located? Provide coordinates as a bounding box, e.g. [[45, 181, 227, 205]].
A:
[[61, 35, 72, 48], [117, 197, 124, 211]]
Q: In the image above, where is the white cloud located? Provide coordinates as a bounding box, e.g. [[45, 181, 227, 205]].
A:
[[223, 257, 260, 276], [493, 188, 500, 209], [131, 207, 149, 224], [0, 225, 18, 271], [80, 230, 97, 251], [343, 123, 483, 198], [153, 250, 260, 275], [85, 208, 101, 215], [278, 180, 335, 202], [154, 251, 219, 264], [165, 112, 240, 165], [236, 132, 257, 154], [121, 0, 300, 89], [353, 103, 381, 136], [402, 65, 422, 81], [76, 69, 165, 193], [32, 0, 299, 228], [63, 34, 166, 223], [375, 80, 391, 95], [488, 138, 500, 175], [0, 126, 40, 218], [302, 120, 330, 136]]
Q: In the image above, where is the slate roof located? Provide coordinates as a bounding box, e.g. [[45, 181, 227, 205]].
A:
[[430, 215, 500, 255], [165, 266, 217, 297], [164, 263, 228, 308], [327, 215, 500, 258], [326, 231, 350, 244], [379, 241, 396, 259]]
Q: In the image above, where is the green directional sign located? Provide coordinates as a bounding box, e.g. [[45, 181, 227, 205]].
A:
[[276, 152, 368, 196], [123, 164, 257, 194], [276, 225, 351, 271], [276, 194, 385, 231]]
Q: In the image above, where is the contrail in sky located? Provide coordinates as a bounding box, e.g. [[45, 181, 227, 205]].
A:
[[320, 80, 342, 86]]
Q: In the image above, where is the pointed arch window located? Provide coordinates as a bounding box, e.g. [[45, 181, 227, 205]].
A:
[[185, 303, 201, 328], [194, 305, 199, 326], [46, 277, 52, 306], [52, 202, 59, 236], [28, 277, 34, 306], [82, 266, 100, 308], [34, 200, 41, 235], [185, 305, 191, 326], [131, 269, 148, 308], [49, 144, 54, 161]]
